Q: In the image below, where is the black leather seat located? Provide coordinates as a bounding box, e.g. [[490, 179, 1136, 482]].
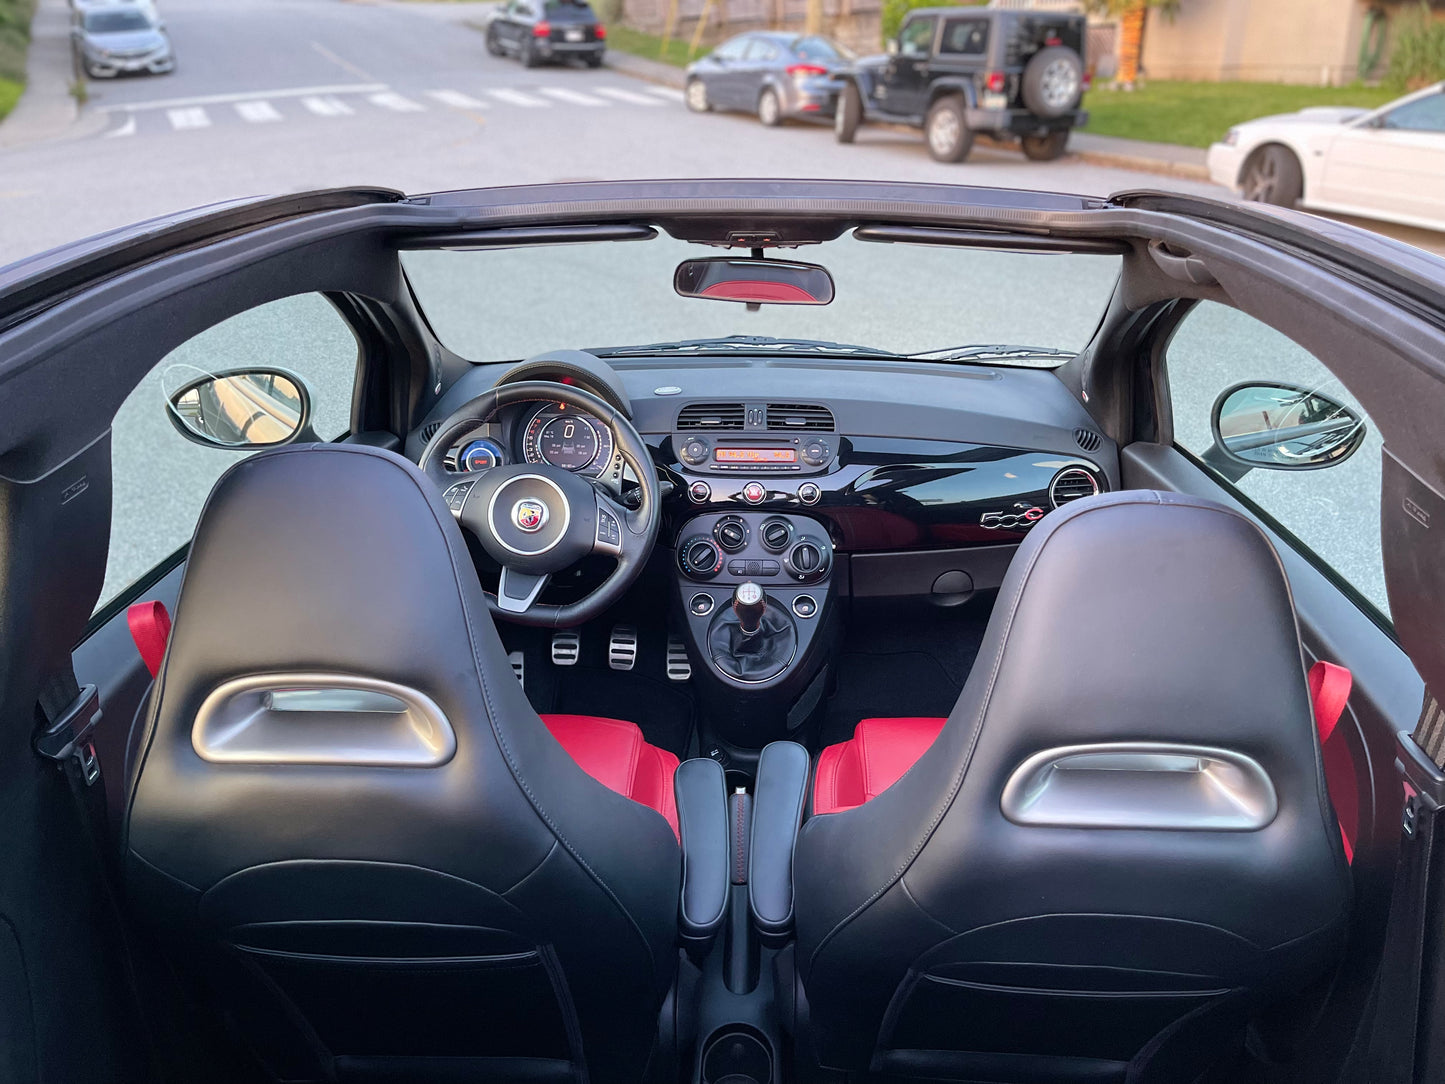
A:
[[123, 445, 682, 1084], [791, 491, 1352, 1084]]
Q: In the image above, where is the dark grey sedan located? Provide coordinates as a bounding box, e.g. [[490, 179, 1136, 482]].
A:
[[685, 33, 851, 126], [71, 2, 174, 79]]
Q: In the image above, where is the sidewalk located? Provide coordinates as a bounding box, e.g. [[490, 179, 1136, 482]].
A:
[[606, 50, 1210, 181], [0, 0, 106, 150]]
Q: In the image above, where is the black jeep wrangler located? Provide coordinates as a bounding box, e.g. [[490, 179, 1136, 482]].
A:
[[834, 7, 1088, 162]]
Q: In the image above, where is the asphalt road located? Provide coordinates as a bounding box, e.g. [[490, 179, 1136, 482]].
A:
[[0, 0, 1389, 615]]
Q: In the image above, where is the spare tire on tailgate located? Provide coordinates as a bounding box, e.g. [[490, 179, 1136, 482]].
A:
[[1021, 45, 1084, 118]]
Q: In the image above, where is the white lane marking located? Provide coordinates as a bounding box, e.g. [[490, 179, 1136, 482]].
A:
[[539, 86, 607, 106], [99, 83, 386, 112], [487, 88, 549, 107], [235, 100, 282, 123], [645, 85, 685, 102], [105, 114, 137, 138], [426, 89, 490, 109], [166, 107, 210, 130], [594, 86, 664, 106], [301, 95, 354, 117], [368, 91, 426, 112]]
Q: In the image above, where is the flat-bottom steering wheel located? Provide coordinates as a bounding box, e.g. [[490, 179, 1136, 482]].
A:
[[419, 381, 661, 627]]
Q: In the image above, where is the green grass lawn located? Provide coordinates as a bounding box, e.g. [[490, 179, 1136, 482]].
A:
[[605, 24, 697, 68], [1083, 80, 1399, 148], [0, 0, 36, 121]]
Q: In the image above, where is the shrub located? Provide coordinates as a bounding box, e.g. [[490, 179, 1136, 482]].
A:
[[0, 0, 37, 86], [1387, 1, 1445, 91]]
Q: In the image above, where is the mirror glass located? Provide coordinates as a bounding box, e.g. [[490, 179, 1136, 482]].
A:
[[167, 369, 307, 448], [674, 257, 835, 306], [1212, 382, 1366, 470]]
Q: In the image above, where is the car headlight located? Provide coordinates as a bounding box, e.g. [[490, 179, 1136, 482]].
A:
[[1222, 128, 1240, 147]]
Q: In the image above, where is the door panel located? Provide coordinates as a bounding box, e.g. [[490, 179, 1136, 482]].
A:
[[1319, 92, 1445, 225]]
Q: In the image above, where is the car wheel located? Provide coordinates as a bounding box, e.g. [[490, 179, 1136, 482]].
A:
[[685, 77, 710, 113], [925, 95, 973, 163], [1240, 144, 1304, 207], [1020, 130, 1069, 161], [1021, 45, 1084, 119], [485, 26, 505, 56], [835, 81, 861, 144], [757, 87, 782, 127], [521, 37, 543, 68]]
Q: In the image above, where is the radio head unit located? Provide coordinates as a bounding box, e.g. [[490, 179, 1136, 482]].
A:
[[674, 433, 835, 474]]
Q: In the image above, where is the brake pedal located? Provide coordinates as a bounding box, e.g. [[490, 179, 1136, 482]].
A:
[[507, 650, 525, 687], [551, 631, 580, 666], [608, 625, 638, 671], [666, 635, 692, 682]]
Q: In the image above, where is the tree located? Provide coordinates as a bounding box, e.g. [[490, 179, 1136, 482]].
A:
[[1087, 0, 1179, 88]]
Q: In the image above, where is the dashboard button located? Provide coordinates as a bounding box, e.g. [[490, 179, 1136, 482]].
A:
[[801, 440, 830, 466], [792, 594, 818, 619], [760, 560, 780, 576], [688, 481, 712, 503], [727, 560, 747, 575], [681, 438, 709, 465], [742, 481, 767, 504], [797, 482, 821, 505], [690, 592, 716, 616]]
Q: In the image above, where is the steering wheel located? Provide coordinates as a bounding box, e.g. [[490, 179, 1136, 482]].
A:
[[419, 380, 661, 627]]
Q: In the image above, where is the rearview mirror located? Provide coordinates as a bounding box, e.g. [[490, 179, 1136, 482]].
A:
[[166, 367, 315, 449], [674, 257, 835, 307], [1204, 381, 1365, 480]]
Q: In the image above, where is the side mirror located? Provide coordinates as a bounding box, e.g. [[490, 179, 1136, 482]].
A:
[[886, 38, 899, 56], [1203, 381, 1365, 481], [166, 367, 316, 449]]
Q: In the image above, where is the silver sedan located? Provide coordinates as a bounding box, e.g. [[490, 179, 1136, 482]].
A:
[[685, 32, 850, 126]]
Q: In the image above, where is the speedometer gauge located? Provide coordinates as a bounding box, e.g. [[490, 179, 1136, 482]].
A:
[[523, 404, 614, 477]]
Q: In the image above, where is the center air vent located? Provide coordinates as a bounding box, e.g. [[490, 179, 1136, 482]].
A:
[[1049, 468, 1101, 509], [678, 403, 745, 431], [767, 403, 834, 431]]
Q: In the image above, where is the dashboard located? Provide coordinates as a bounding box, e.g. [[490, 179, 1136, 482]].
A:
[[443, 400, 620, 481]]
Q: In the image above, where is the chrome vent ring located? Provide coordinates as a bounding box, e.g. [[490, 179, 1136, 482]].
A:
[[1049, 467, 1101, 509]]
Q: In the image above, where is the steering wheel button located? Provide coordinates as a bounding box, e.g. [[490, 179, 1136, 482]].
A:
[[742, 482, 767, 504]]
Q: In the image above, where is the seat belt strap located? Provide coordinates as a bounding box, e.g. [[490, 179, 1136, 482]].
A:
[[1367, 689, 1445, 1084]]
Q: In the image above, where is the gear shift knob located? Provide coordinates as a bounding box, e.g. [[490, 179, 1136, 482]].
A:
[[733, 582, 766, 637]]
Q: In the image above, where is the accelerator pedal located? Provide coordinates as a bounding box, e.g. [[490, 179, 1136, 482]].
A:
[[551, 631, 581, 666], [666, 635, 692, 682], [507, 650, 525, 687], [608, 625, 638, 672]]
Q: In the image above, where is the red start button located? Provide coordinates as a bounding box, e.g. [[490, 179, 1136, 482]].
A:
[[742, 482, 767, 504]]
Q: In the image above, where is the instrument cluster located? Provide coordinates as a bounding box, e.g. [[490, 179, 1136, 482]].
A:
[[443, 400, 615, 480]]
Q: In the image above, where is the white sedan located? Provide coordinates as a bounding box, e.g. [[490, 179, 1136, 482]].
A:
[[1208, 81, 1445, 231]]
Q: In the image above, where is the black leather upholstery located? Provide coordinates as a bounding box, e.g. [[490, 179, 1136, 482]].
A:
[[792, 491, 1352, 1083], [123, 445, 681, 1084], [748, 741, 810, 945], [676, 757, 729, 951]]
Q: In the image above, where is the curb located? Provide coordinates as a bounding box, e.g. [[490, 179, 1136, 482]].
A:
[[1071, 149, 1210, 181], [0, 0, 102, 152]]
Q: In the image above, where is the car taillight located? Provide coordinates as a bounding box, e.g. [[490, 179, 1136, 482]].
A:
[[984, 71, 1005, 92], [595, 23, 606, 38], [533, 20, 551, 36], [1081, 70, 1092, 90], [786, 63, 829, 77]]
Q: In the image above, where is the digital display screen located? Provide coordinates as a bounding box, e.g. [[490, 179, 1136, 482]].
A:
[[715, 447, 797, 463]]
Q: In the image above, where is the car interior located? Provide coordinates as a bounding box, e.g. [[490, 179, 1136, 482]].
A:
[[4, 179, 1445, 1084]]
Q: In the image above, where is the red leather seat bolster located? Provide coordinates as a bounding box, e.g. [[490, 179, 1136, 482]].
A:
[[541, 714, 679, 840], [814, 717, 948, 815]]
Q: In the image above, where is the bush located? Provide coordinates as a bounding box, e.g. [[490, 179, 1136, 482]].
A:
[[0, 0, 36, 86], [1387, 1, 1445, 91], [880, 0, 982, 45]]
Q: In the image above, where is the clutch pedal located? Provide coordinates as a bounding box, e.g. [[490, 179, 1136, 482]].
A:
[[507, 650, 525, 687], [666, 635, 692, 682], [608, 625, 638, 671], [551, 631, 580, 666]]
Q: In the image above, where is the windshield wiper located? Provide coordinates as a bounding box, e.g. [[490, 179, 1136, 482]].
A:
[[590, 335, 901, 358], [910, 344, 1076, 363]]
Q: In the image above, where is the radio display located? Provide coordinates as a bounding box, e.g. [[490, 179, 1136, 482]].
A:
[[715, 447, 797, 464]]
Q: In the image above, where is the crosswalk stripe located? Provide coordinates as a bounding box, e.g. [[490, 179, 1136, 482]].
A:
[[426, 89, 490, 110], [166, 106, 210, 130], [487, 88, 549, 107], [539, 87, 607, 106], [235, 100, 282, 123], [369, 91, 427, 113], [594, 86, 664, 106], [301, 95, 353, 117], [645, 85, 685, 102]]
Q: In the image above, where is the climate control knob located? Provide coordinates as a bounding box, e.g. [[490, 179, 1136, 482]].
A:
[[785, 536, 831, 582], [760, 517, 793, 552], [714, 515, 749, 552], [679, 537, 724, 580]]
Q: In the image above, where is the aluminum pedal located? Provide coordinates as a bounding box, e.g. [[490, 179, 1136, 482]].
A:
[[507, 650, 525, 687], [551, 631, 580, 667], [666, 635, 692, 682], [608, 625, 638, 672]]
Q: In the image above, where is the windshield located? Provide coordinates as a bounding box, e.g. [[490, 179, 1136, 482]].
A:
[[84, 10, 155, 33], [402, 235, 1117, 366]]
